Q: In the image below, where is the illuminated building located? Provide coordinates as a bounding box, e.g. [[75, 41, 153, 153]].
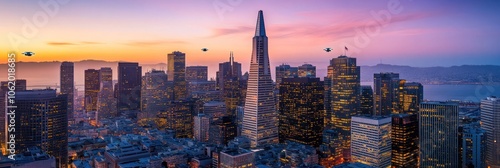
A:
[[419, 101, 459, 167], [325, 55, 360, 161], [481, 96, 500, 168], [374, 72, 399, 115], [298, 63, 316, 78], [84, 69, 100, 112], [360, 85, 373, 115], [398, 80, 423, 114], [278, 77, 324, 147], [194, 114, 210, 142], [0, 79, 26, 154], [217, 52, 243, 119], [319, 129, 344, 167], [209, 116, 237, 145], [158, 101, 194, 138], [167, 51, 187, 101], [141, 69, 169, 119], [275, 64, 298, 89], [219, 148, 255, 168], [241, 10, 278, 148], [391, 114, 418, 168], [461, 123, 485, 168], [186, 66, 208, 82], [117, 62, 142, 114], [97, 67, 116, 120], [60, 62, 74, 120], [351, 115, 391, 168], [13, 89, 68, 168]]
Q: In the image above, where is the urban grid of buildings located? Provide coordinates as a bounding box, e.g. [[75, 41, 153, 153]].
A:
[[0, 10, 498, 168]]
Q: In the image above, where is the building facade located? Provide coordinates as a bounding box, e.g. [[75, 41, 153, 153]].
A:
[[278, 77, 324, 147], [60, 62, 74, 120], [167, 51, 187, 101], [117, 62, 142, 115], [481, 96, 500, 168], [391, 114, 418, 168], [351, 116, 391, 168], [84, 69, 100, 112], [373, 72, 400, 115], [241, 10, 278, 148], [419, 101, 459, 167]]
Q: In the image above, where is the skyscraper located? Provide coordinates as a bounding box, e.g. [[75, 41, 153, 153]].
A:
[[60, 62, 74, 120], [481, 96, 500, 168], [351, 115, 392, 168], [194, 113, 210, 142], [419, 101, 459, 167], [325, 55, 360, 161], [461, 123, 485, 168], [158, 101, 194, 138], [167, 51, 187, 101], [186, 66, 208, 82], [391, 114, 418, 168], [13, 89, 68, 168], [275, 64, 298, 89], [217, 52, 243, 117], [141, 70, 169, 119], [97, 67, 116, 120], [85, 69, 100, 112], [360, 85, 374, 115], [117, 62, 142, 115], [398, 80, 423, 114], [298, 63, 316, 78], [279, 77, 324, 147], [0, 79, 26, 154], [242, 10, 278, 148], [373, 72, 400, 115]]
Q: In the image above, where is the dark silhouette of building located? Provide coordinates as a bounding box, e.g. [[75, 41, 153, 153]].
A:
[[116, 62, 142, 115], [60, 62, 74, 120], [14, 89, 68, 168], [374, 72, 400, 115], [360, 85, 373, 115], [186, 66, 208, 82], [392, 114, 418, 168]]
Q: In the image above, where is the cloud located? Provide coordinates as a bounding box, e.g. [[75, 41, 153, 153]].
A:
[[208, 26, 253, 38], [47, 41, 102, 46], [124, 40, 187, 46]]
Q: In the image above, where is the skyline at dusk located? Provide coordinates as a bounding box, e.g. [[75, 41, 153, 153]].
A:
[[2, 0, 500, 77]]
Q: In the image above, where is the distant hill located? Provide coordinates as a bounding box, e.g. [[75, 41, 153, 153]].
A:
[[0, 61, 498, 88], [360, 64, 500, 84]]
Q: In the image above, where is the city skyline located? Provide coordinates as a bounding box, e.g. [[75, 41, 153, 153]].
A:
[[2, 0, 500, 70]]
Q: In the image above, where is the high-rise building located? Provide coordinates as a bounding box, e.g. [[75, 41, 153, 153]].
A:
[[461, 123, 485, 168], [141, 70, 169, 119], [325, 55, 360, 161], [419, 101, 459, 167], [241, 10, 278, 148], [391, 114, 418, 168], [209, 116, 237, 145], [481, 96, 500, 168], [194, 114, 210, 142], [278, 77, 324, 147], [398, 80, 423, 114], [351, 115, 391, 168], [97, 67, 116, 120], [186, 66, 208, 82], [167, 51, 187, 101], [116, 62, 142, 115], [84, 69, 100, 112], [217, 52, 243, 118], [203, 101, 227, 120], [360, 85, 373, 115], [158, 101, 194, 138], [373, 72, 400, 115], [13, 89, 68, 168], [60, 62, 74, 120], [275, 64, 298, 89], [0, 79, 26, 154], [298, 63, 316, 78]]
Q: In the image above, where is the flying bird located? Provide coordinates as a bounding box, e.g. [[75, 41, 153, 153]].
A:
[[324, 48, 332, 52], [22, 52, 35, 56], [201, 48, 208, 52]]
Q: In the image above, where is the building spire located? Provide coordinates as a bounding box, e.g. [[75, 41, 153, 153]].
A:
[[255, 10, 266, 37]]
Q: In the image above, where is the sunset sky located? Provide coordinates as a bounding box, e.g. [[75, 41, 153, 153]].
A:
[[2, 0, 500, 76]]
